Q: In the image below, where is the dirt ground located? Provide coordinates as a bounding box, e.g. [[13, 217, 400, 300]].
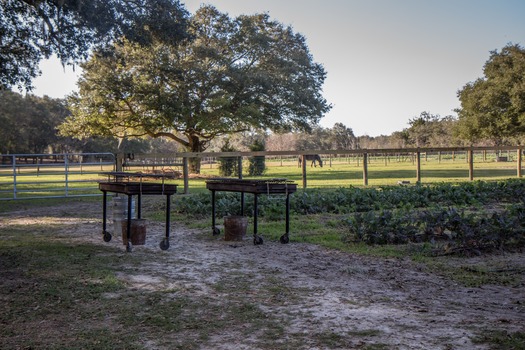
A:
[[2, 199, 525, 349]]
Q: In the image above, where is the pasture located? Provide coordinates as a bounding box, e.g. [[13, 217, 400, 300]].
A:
[[1, 150, 523, 200]]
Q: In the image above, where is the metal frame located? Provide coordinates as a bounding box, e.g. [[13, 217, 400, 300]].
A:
[[0, 153, 115, 200], [99, 172, 178, 252], [206, 178, 297, 245]]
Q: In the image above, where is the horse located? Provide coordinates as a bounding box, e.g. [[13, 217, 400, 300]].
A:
[[298, 154, 323, 168]]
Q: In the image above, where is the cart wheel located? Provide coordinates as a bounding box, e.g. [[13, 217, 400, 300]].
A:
[[126, 242, 133, 252], [280, 234, 289, 244], [253, 235, 264, 245], [212, 227, 221, 236], [103, 231, 112, 242], [160, 238, 170, 250]]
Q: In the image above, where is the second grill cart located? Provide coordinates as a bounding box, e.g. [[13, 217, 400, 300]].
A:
[[206, 178, 297, 245]]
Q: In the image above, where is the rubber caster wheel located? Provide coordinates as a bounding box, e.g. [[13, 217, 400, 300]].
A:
[[126, 242, 133, 252], [253, 235, 264, 245], [212, 227, 221, 236], [160, 238, 170, 250], [280, 234, 289, 244], [103, 231, 112, 242]]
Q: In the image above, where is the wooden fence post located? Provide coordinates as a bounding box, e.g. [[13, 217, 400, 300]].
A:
[[518, 148, 522, 178], [468, 149, 474, 181], [416, 150, 421, 184], [116, 153, 124, 172], [301, 155, 307, 189], [183, 157, 189, 194], [237, 156, 243, 179], [363, 152, 368, 186], [238, 156, 244, 209]]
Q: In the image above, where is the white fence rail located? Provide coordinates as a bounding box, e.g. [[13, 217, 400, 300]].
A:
[[0, 153, 115, 200]]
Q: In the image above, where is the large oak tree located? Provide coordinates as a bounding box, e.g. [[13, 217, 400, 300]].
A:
[[455, 43, 525, 145], [59, 5, 331, 172], [0, 0, 188, 90]]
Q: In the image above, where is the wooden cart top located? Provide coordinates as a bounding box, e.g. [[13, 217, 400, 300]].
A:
[[99, 171, 178, 181], [99, 182, 177, 195], [98, 171, 178, 195], [205, 178, 297, 194]]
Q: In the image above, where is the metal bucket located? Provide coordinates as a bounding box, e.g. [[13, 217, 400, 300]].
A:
[[112, 196, 135, 233], [223, 216, 248, 241], [121, 219, 147, 245]]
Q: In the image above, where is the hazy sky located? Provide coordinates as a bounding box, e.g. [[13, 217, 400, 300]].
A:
[[33, 0, 525, 136]]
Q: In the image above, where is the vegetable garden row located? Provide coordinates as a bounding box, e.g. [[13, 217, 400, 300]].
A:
[[175, 179, 525, 256]]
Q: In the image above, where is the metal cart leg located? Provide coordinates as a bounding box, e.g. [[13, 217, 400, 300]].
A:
[[286, 193, 290, 234], [211, 190, 220, 235], [126, 195, 133, 252], [280, 194, 290, 244], [102, 191, 112, 242], [166, 194, 171, 239], [160, 194, 170, 250], [137, 193, 142, 219], [253, 194, 263, 245], [102, 191, 107, 232]]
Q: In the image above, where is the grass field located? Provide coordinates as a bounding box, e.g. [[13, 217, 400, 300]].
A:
[[197, 156, 522, 189]]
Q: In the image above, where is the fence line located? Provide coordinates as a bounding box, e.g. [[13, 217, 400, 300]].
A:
[[122, 146, 523, 193], [0, 153, 115, 200], [1, 147, 524, 199]]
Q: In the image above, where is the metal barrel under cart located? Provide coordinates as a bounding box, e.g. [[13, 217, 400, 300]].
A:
[[99, 172, 177, 252], [205, 178, 297, 245]]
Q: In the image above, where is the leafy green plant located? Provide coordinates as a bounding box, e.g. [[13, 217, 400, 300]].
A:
[[343, 209, 419, 245], [174, 179, 525, 254], [217, 139, 239, 177], [176, 179, 525, 218], [342, 205, 525, 255], [247, 139, 266, 176]]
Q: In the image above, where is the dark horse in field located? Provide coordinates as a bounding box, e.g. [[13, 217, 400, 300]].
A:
[[298, 154, 323, 168]]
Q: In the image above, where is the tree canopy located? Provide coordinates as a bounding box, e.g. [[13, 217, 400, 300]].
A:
[[455, 43, 525, 145], [59, 5, 331, 172], [404, 112, 459, 147], [0, 0, 188, 90], [0, 90, 70, 153]]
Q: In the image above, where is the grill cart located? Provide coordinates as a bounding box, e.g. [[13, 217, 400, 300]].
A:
[[206, 178, 297, 245], [99, 172, 177, 252]]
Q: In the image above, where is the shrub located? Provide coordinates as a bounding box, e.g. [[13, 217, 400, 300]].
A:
[[247, 139, 266, 176], [217, 139, 239, 177]]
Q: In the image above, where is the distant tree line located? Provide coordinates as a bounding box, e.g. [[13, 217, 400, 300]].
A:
[[0, 90, 183, 155], [1, 89, 523, 157]]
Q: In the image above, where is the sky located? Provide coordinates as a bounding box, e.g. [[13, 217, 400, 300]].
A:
[[32, 0, 525, 137]]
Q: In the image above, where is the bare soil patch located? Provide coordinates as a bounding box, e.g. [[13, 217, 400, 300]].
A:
[[1, 199, 524, 349]]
